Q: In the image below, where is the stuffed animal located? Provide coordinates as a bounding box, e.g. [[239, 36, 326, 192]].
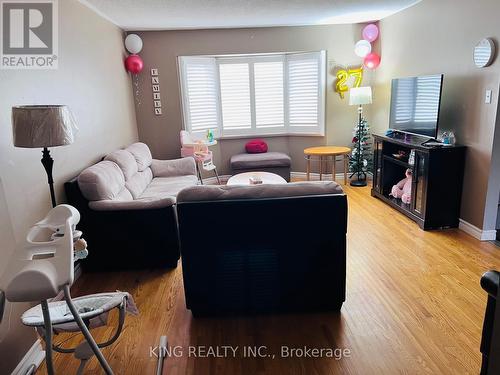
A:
[[390, 169, 412, 204]]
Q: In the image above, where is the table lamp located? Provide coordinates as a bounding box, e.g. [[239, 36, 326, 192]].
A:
[[349, 87, 372, 187], [12, 105, 76, 207]]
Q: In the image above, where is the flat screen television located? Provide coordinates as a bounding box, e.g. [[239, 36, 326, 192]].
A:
[[389, 74, 443, 138]]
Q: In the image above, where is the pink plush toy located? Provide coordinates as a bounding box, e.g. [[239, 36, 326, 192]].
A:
[[390, 169, 412, 204]]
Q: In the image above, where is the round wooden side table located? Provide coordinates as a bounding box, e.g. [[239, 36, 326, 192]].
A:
[[304, 146, 351, 184]]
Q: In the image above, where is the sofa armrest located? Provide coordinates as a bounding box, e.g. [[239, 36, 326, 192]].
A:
[[89, 197, 175, 211], [151, 157, 196, 178]]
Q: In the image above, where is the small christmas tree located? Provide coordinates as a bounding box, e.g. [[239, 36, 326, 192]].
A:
[[349, 117, 372, 185]]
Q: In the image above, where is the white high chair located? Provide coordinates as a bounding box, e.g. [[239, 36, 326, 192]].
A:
[[0, 205, 137, 375], [180, 130, 220, 184]]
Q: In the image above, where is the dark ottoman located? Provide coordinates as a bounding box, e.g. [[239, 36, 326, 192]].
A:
[[230, 152, 291, 182]]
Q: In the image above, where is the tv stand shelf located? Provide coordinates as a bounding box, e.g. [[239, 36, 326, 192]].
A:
[[383, 155, 411, 169], [371, 133, 466, 230]]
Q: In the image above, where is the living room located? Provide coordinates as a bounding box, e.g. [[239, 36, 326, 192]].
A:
[[0, 0, 500, 374]]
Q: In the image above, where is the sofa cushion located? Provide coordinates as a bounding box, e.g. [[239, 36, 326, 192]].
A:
[[126, 168, 153, 199], [89, 196, 175, 211], [230, 152, 291, 170], [151, 157, 197, 178], [126, 142, 152, 171], [177, 181, 343, 203], [105, 150, 138, 180], [78, 161, 133, 201], [140, 175, 198, 201]]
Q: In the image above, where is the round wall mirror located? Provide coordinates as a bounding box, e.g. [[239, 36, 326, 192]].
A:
[[474, 38, 496, 68]]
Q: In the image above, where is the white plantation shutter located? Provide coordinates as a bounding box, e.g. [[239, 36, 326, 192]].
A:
[[179, 51, 326, 138], [414, 76, 441, 123], [218, 62, 252, 133], [394, 78, 414, 124], [179, 57, 220, 136], [254, 59, 285, 129], [287, 51, 326, 134]]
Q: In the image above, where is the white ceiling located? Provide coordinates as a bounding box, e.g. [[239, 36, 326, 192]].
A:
[[80, 0, 421, 31]]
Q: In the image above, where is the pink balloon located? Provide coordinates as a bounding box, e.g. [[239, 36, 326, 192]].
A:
[[364, 53, 381, 69], [362, 24, 379, 42], [125, 54, 144, 74]]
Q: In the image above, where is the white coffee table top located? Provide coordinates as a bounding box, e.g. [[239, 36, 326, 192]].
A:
[[227, 172, 287, 186]]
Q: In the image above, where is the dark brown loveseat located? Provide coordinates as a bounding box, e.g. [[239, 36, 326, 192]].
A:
[[176, 181, 348, 317]]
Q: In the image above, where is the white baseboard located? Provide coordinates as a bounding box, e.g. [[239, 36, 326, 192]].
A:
[[202, 172, 367, 184], [459, 219, 497, 241], [12, 339, 45, 375]]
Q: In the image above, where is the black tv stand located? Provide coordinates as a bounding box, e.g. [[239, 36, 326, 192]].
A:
[[371, 133, 466, 230], [385, 130, 438, 144], [421, 137, 443, 146]]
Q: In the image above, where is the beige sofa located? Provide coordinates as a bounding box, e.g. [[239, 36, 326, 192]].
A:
[[78, 142, 198, 209], [65, 142, 198, 270]]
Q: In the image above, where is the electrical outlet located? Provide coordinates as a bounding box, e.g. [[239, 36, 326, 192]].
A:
[[485, 89, 492, 104]]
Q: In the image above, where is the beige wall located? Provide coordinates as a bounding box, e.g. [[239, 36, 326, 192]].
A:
[[373, 0, 500, 229], [0, 0, 138, 372], [132, 25, 375, 175]]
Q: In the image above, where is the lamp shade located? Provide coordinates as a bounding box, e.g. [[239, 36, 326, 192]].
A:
[[349, 87, 373, 106], [12, 105, 76, 148]]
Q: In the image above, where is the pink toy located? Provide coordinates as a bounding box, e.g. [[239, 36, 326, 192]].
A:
[[390, 169, 412, 204]]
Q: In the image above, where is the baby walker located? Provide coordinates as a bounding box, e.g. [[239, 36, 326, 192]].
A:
[[0, 205, 138, 375]]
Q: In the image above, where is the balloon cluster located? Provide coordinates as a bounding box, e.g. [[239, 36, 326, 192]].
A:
[[124, 34, 144, 74], [354, 24, 381, 70]]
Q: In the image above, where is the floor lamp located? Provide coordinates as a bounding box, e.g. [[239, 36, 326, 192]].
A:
[[12, 105, 76, 208], [349, 87, 372, 187]]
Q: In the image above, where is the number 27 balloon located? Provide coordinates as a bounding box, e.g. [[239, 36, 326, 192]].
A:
[[335, 67, 364, 99]]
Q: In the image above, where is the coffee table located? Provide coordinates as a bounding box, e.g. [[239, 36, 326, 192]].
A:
[[226, 172, 287, 186]]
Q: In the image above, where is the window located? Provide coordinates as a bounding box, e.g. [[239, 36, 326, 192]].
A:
[[219, 62, 252, 132], [179, 51, 326, 138], [179, 57, 220, 135]]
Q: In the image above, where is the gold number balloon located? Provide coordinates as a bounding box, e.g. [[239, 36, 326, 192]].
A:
[[335, 67, 364, 99], [336, 70, 349, 99], [348, 67, 363, 88]]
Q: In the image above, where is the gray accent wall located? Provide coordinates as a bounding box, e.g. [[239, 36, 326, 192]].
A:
[[0, 0, 138, 372], [130, 25, 375, 175]]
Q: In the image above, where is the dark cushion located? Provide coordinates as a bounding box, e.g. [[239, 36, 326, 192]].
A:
[[245, 139, 268, 153], [230, 152, 291, 169]]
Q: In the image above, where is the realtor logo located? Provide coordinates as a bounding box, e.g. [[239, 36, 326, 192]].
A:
[[1, 0, 58, 69]]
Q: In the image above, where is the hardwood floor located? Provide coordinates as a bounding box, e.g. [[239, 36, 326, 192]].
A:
[[40, 185, 500, 374]]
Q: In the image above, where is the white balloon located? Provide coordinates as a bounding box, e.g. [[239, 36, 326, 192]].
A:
[[125, 34, 143, 54], [354, 40, 372, 58]]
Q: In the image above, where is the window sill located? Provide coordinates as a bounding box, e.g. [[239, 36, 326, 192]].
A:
[[216, 132, 325, 140]]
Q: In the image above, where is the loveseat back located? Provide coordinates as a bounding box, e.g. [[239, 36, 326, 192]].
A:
[[176, 182, 348, 316]]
